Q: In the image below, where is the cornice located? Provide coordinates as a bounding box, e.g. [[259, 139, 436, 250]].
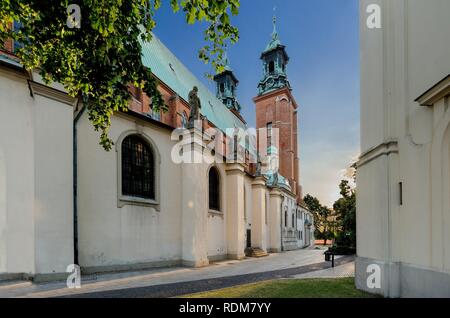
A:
[[28, 80, 77, 107], [357, 139, 399, 168], [415, 74, 450, 107]]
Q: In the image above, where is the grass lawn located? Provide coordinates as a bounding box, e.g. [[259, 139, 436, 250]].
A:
[[182, 278, 380, 298]]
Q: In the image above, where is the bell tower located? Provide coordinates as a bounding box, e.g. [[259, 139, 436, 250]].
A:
[[254, 14, 302, 201], [214, 53, 241, 112], [257, 15, 291, 95]]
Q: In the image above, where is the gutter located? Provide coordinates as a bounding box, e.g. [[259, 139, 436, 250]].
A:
[[73, 105, 86, 265]]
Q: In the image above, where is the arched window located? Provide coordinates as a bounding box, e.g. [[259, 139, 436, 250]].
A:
[[181, 111, 188, 128], [220, 83, 225, 94], [269, 61, 275, 73], [209, 167, 220, 211], [121, 135, 155, 200]]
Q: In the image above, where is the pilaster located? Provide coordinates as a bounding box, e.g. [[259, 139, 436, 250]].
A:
[[268, 188, 283, 252], [225, 163, 246, 260], [251, 176, 267, 251], [181, 127, 209, 267]]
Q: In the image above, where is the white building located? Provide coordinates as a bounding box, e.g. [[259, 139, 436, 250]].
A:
[[0, 24, 313, 281], [357, 0, 450, 297]]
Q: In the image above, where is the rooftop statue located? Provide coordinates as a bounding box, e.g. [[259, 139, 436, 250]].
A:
[[188, 86, 201, 128]]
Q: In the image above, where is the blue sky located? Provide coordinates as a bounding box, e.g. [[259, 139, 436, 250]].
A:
[[153, 0, 360, 207]]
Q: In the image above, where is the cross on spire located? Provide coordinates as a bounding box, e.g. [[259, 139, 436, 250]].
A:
[[272, 6, 278, 40], [223, 50, 232, 71]]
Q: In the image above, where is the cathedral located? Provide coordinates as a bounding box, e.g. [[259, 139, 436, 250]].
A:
[[0, 18, 313, 281]]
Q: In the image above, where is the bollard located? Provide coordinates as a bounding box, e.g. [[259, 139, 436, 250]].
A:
[[331, 253, 335, 268]]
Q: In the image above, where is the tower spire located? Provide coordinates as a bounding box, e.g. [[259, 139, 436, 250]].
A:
[[258, 6, 291, 95], [223, 50, 232, 71], [272, 6, 278, 40], [214, 49, 241, 112], [265, 6, 281, 52]]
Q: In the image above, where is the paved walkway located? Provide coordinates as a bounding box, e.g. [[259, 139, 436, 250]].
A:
[[291, 261, 355, 279], [0, 248, 353, 298]]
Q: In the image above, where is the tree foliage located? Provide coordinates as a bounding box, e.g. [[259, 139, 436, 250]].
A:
[[0, 0, 240, 150], [333, 180, 356, 248], [304, 194, 334, 245]]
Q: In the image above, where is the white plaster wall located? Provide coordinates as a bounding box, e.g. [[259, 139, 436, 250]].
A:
[[265, 191, 270, 249], [359, 0, 385, 152], [225, 164, 246, 258], [356, 157, 390, 260], [402, 0, 450, 268], [0, 144, 6, 273], [244, 178, 252, 226], [76, 113, 182, 267], [207, 213, 226, 258], [0, 67, 73, 275], [358, 0, 450, 295], [0, 69, 35, 274], [33, 95, 74, 274]]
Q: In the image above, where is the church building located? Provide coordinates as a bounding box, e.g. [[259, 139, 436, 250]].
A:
[[357, 0, 450, 297], [0, 18, 313, 281]]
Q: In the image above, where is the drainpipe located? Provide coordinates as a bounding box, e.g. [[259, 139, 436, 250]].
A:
[[280, 199, 283, 252], [73, 104, 86, 265]]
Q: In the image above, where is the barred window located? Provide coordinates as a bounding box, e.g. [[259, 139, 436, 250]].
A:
[[209, 167, 220, 211], [121, 135, 155, 200]]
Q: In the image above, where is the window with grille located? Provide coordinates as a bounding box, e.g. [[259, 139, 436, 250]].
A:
[[209, 167, 220, 211], [121, 135, 155, 200]]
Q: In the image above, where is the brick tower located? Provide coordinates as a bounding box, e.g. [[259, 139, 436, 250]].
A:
[[253, 15, 302, 201]]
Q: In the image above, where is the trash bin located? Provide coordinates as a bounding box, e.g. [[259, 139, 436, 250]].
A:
[[324, 251, 331, 261]]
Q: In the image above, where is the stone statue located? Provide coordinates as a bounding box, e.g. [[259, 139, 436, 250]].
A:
[[188, 86, 201, 128]]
